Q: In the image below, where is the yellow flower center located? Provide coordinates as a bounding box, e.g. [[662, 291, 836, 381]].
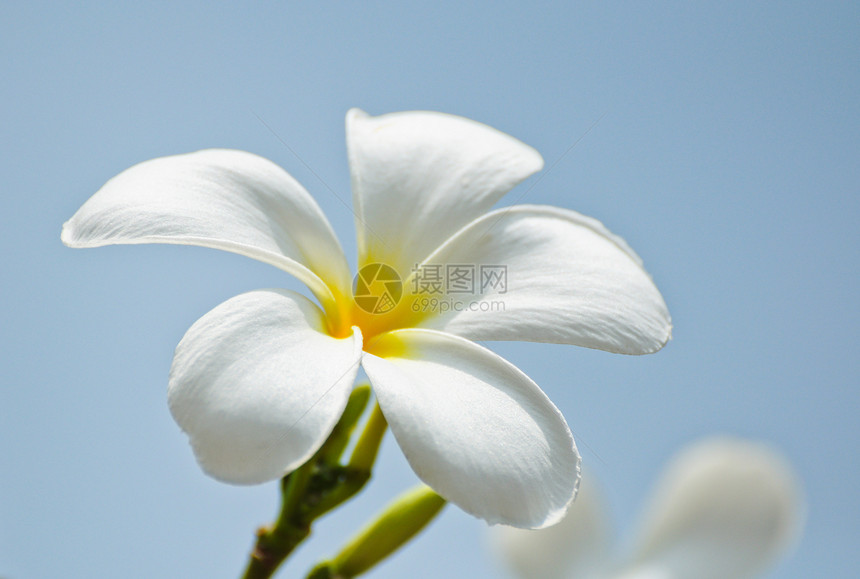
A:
[[326, 262, 437, 348]]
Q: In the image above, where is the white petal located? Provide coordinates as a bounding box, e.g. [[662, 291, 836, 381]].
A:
[[346, 109, 543, 277], [492, 472, 611, 579], [417, 205, 671, 355], [619, 438, 804, 579], [168, 289, 362, 484], [361, 329, 579, 528], [62, 149, 352, 313]]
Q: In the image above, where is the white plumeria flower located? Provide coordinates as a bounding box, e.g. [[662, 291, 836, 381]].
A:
[[494, 438, 803, 577], [62, 109, 671, 529]]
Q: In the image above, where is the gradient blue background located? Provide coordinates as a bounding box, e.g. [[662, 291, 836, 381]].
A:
[[2, 2, 857, 577]]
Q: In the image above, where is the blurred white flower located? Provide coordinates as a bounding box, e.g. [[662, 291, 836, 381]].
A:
[[494, 438, 803, 578], [62, 109, 671, 528]]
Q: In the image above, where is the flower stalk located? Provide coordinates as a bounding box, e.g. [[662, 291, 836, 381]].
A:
[[305, 485, 447, 579], [241, 385, 387, 579]]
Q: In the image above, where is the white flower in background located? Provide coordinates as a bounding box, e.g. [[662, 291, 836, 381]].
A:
[[494, 438, 803, 578], [62, 109, 671, 528]]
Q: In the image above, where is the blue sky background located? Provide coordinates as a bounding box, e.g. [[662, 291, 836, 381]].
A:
[[2, 2, 857, 577]]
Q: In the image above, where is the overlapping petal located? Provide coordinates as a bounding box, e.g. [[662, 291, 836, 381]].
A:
[[61, 149, 352, 314], [619, 438, 803, 579], [361, 328, 579, 528], [417, 205, 672, 354], [346, 109, 543, 276], [494, 473, 611, 579], [168, 289, 362, 484]]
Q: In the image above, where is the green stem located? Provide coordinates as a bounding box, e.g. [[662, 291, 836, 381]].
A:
[[349, 403, 387, 471], [239, 390, 387, 579], [242, 461, 313, 579], [319, 386, 371, 464], [304, 403, 388, 521], [305, 486, 447, 579]]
